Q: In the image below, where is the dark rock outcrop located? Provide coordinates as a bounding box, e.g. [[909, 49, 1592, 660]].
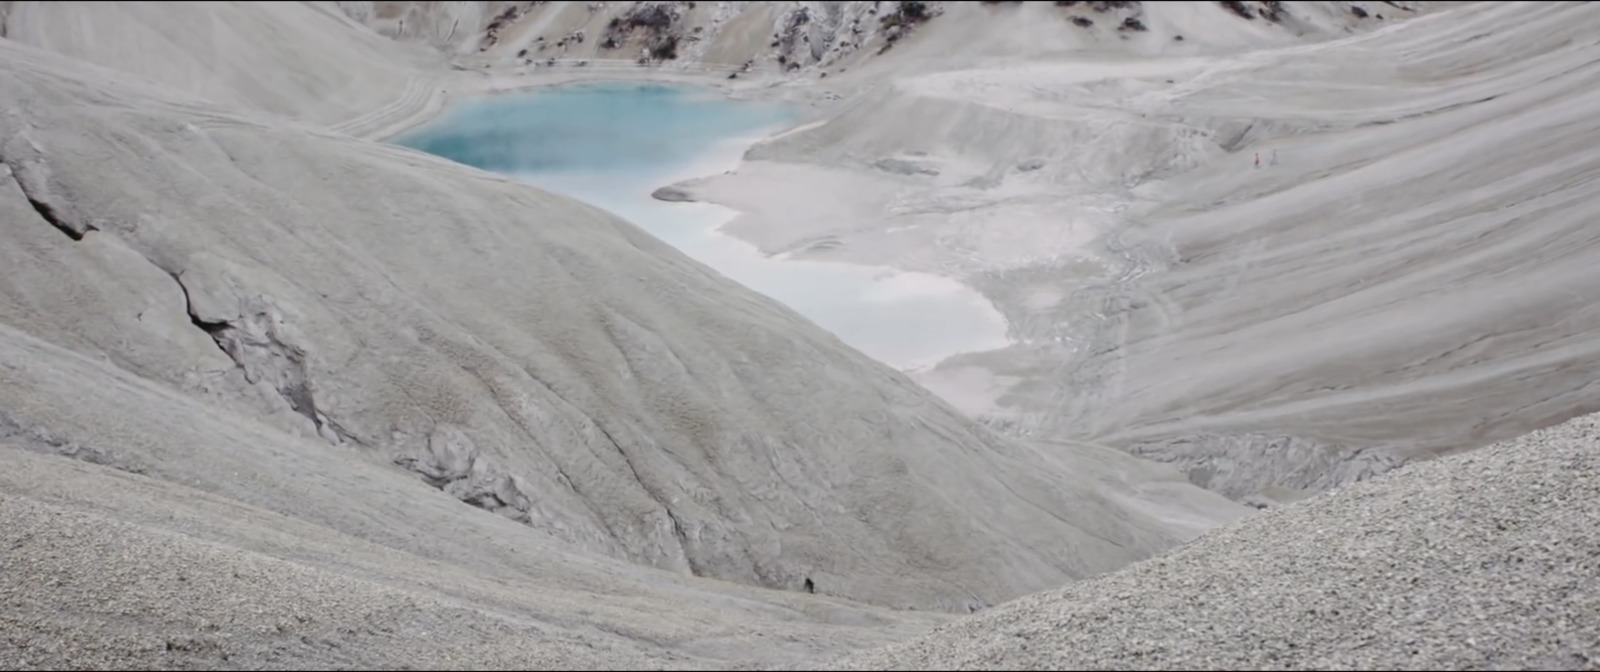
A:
[[1220, 0, 1256, 19], [480, 3, 534, 52], [601, 2, 686, 61]]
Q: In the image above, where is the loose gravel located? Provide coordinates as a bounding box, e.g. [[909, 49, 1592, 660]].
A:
[[828, 413, 1600, 671]]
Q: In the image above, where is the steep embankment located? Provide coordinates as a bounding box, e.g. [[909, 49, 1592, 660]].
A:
[[0, 2, 1244, 617]]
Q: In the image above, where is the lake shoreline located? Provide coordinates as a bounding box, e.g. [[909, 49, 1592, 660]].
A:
[[390, 81, 1013, 373]]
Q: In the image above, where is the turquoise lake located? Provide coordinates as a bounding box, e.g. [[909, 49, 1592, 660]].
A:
[[393, 82, 1008, 370]]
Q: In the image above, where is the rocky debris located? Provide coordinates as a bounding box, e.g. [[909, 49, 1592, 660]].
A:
[[877, 1, 940, 54], [771, 6, 813, 66], [1216, 0, 1286, 22], [1352, 5, 1370, 18], [601, 1, 685, 61], [726, 57, 755, 79], [1057, 1, 1146, 31], [478, 3, 532, 52], [553, 29, 585, 49], [762, 4, 883, 73], [885, 0, 934, 27]]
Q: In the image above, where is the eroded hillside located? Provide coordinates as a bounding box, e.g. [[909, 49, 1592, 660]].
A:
[[0, 3, 1244, 617]]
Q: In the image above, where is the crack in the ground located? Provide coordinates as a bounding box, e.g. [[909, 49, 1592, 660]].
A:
[[166, 268, 327, 436], [2, 150, 98, 241]]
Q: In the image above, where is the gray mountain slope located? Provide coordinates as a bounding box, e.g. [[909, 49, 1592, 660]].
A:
[[0, 0, 437, 126], [0, 35, 1243, 613], [0, 352, 944, 670], [829, 412, 1600, 670], [699, 1, 1600, 502]]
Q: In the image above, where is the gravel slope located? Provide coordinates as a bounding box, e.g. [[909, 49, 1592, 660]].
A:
[[9, 410, 1596, 670], [829, 412, 1600, 670], [0, 484, 662, 671], [0, 443, 950, 671]]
